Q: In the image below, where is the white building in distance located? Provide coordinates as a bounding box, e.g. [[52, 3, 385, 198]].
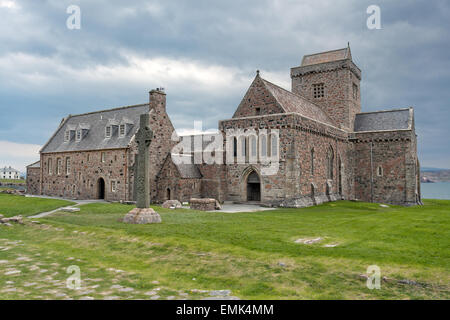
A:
[[0, 166, 21, 180]]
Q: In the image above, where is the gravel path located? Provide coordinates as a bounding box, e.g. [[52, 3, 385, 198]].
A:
[[26, 195, 106, 218]]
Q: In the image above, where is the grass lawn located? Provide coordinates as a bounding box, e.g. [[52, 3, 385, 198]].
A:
[[0, 194, 75, 217], [0, 197, 448, 300], [0, 179, 25, 184]]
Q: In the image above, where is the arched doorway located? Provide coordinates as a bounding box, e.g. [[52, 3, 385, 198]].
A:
[[246, 171, 261, 201], [97, 178, 105, 200], [166, 188, 171, 200]]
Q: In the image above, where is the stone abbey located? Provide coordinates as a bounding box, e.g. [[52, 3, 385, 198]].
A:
[[27, 45, 421, 207]]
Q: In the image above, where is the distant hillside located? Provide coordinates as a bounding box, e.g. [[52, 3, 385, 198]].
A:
[[421, 167, 448, 172], [421, 168, 450, 183]]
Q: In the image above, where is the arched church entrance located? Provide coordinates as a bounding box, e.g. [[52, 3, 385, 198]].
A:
[[97, 178, 105, 200], [246, 171, 261, 202]]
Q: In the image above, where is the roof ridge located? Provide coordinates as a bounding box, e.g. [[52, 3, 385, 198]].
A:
[[303, 47, 348, 58], [357, 107, 412, 115], [69, 103, 149, 118], [26, 160, 40, 168]]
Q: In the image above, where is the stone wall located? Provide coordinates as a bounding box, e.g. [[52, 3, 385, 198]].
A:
[[26, 166, 41, 195], [148, 89, 178, 202], [197, 163, 227, 203], [232, 76, 284, 118], [156, 156, 202, 202], [190, 198, 216, 211], [351, 129, 419, 205], [40, 148, 130, 201]]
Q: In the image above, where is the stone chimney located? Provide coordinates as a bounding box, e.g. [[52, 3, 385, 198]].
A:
[[149, 88, 166, 112]]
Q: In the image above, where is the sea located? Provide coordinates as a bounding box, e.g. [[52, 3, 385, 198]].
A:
[[421, 182, 450, 200]]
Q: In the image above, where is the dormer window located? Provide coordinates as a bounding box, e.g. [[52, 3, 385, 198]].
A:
[[105, 126, 112, 138], [119, 124, 125, 137], [64, 131, 70, 142], [76, 129, 82, 141]]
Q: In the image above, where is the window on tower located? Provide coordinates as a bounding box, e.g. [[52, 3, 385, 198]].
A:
[[353, 83, 358, 99], [313, 83, 325, 98]]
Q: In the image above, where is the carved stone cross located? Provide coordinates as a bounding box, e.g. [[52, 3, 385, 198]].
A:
[[123, 113, 161, 224], [135, 113, 153, 208]]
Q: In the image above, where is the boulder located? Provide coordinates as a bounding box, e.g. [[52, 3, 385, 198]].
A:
[[0, 215, 23, 225], [161, 200, 182, 209]]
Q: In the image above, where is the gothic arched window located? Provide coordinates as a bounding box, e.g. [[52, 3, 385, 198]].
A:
[[260, 135, 267, 158], [250, 136, 257, 157], [240, 136, 247, 158], [270, 133, 278, 157]]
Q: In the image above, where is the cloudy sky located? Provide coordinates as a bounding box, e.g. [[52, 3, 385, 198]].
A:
[[0, 0, 449, 172]]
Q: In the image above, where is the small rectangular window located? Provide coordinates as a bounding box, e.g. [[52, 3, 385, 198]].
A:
[[353, 83, 358, 99], [64, 131, 70, 142], [57, 158, 62, 175], [111, 180, 117, 193], [119, 124, 125, 137], [313, 83, 325, 98], [101, 152, 106, 163], [255, 107, 261, 115], [66, 157, 71, 175], [48, 158, 52, 175], [76, 130, 82, 141], [377, 166, 383, 177]]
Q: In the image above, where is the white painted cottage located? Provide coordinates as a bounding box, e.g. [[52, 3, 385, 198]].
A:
[[0, 166, 21, 179]]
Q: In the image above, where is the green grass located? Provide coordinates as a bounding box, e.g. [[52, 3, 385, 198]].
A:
[[0, 194, 75, 217], [0, 197, 448, 300], [0, 179, 25, 184]]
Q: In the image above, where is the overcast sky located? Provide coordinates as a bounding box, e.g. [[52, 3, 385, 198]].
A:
[[0, 0, 449, 172]]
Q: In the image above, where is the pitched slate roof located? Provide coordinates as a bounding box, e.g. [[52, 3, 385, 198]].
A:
[[171, 154, 202, 179], [301, 46, 351, 66], [0, 166, 20, 173], [260, 77, 336, 127], [354, 108, 413, 132], [26, 161, 40, 168], [40, 104, 149, 153]]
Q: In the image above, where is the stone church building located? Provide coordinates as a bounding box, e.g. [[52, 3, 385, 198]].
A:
[[27, 45, 421, 206]]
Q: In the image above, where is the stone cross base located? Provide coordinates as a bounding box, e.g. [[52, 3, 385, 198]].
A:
[[123, 208, 161, 224]]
